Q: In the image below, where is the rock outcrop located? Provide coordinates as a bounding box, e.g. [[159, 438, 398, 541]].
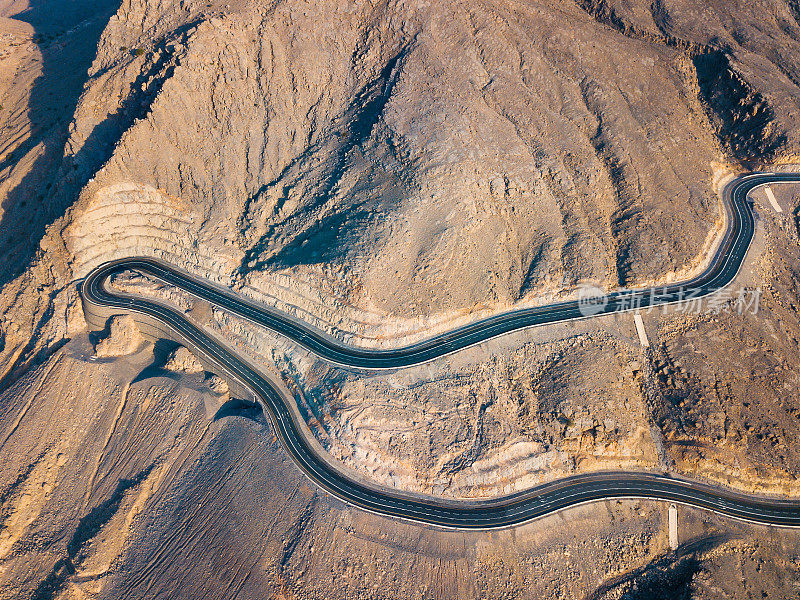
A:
[[94, 315, 142, 358], [206, 373, 229, 396], [163, 345, 204, 374]]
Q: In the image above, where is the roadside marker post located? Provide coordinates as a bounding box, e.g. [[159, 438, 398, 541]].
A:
[[669, 504, 679, 550], [634, 313, 649, 347], [764, 186, 783, 213]]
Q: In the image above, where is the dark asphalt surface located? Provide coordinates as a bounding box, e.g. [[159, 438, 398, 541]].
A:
[[81, 172, 800, 529]]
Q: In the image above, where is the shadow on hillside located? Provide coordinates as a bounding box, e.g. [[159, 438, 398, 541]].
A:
[[0, 0, 120, 286], [584, 532, 734, 600]]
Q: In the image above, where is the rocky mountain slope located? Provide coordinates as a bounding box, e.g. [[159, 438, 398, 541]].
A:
[[2, 0, 800, 598], [2, 336, 800, 600], [3, 0, 800, 382]]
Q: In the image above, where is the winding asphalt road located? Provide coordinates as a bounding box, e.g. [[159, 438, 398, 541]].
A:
[[81, 172, 800, 529]]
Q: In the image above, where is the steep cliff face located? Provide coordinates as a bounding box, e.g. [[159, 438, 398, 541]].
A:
[[4, 0, 800, 382]]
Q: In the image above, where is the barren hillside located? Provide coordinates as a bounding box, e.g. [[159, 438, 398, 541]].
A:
[[2, 0, 800, 598], [3, 0, 800, 379]]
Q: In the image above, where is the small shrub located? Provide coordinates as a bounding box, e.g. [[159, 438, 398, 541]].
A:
[[131, 48, 145, 56]]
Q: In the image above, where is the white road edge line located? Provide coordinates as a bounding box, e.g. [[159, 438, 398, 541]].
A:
[[634, 313, 649, 347], [764, 186, 783, 213]]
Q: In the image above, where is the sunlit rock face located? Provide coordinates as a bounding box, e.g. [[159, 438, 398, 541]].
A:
[[2, 0, 800, 598]]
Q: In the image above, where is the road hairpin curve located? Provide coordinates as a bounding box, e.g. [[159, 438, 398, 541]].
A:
[[81, 172, 800, 529]]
